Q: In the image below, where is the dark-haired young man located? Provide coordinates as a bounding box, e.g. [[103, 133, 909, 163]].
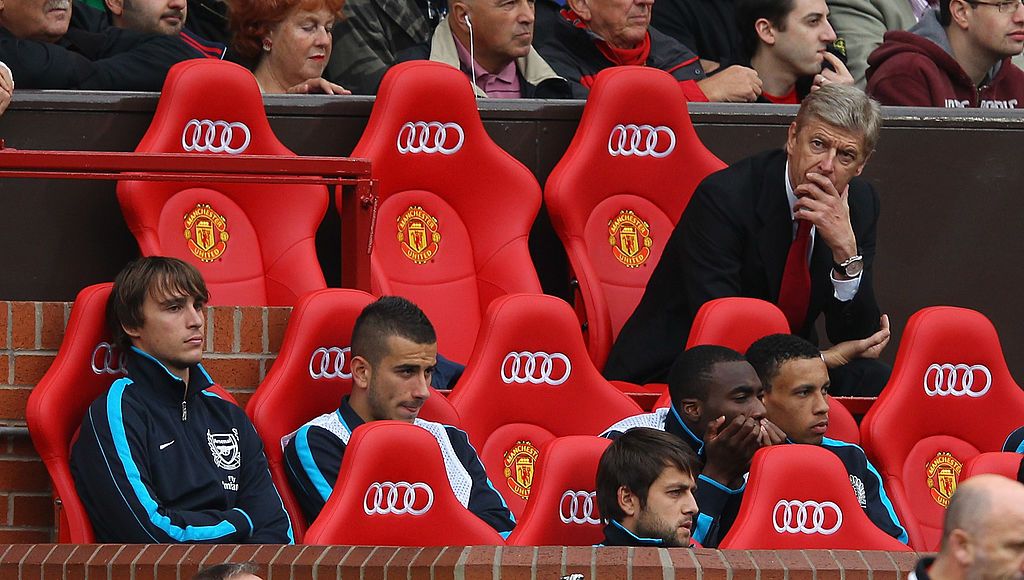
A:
[[595, 427, 701, 547], [747, 332, 909, 544], [601, 344, 787, 546], [71, 257, 293, 543], [283, 296, 515, 536]]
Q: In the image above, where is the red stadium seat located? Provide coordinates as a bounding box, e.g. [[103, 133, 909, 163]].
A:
[[860, 306, 1024, 551], [449, 293, 643, 519], [25, 283, 237, 543], [960, 452, 1024, 481], [719, 445, 912, 550], [118, 59, 328, 306], [302, 421, 504, 546], [544, 66, 726, 371], [345, 61, 542, 363], [246, 288, 460, 540], [506, 436, 611, 546], [686, 298, 790, 352]]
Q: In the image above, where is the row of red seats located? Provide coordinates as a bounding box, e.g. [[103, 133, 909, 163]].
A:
[[114, 58, 724, 370], [27, 281, 1024, 550]]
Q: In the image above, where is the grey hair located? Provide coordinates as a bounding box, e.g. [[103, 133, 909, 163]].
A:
[[795, 84, 882, 154], [192, 562, 261, 580]]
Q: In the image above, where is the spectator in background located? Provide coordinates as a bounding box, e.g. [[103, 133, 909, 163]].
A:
[[193, 563, 263, 580], [607, 84, 890, 395], [534, 0, 765, 100], [70, 257, 293, 543], [737, 0, 855, 103], [649, 0, 745, 74], [324, 0, 434, 94], [600, 345, 787, 547], [0, 0, 200, 89], [866, 0, 1024, 107], [229, 0, 350, 93], [747, 333, 909, 544], [396, 0, 572, 97], [100, 0, 226, 58], [0, 61, 12, 115], [283, 296, 515, 536], [595, 427, 701, 547], [909, 475, 1024, 579], [826, 0, 916, 87]]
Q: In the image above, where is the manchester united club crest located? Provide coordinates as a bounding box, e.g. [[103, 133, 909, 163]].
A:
[[207, 428, 241, 471], [397, 206, 441, 264], [608, 210, 653, 268], [183, 204, 230, 262], [503, 440, 539, 500], [926, 451, 962, 508]]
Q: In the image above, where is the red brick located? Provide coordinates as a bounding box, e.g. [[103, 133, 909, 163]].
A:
[[0, 386, 31, 422], [239, 307, 264, 354], [202, 357, 260, 388], [87, 544, 128, 580], [409, 546, 445, 580], [0, 457, 50, 491], [594, 546, 628, 580], [312, 545, 354, 578], [563, 546, 593, 580], [339, 545, 377, 578], [267, 544, 310, 580], [229, 389, 254, 410], [12, 354, 56, 385], [830, 550, 870, 580], [0, 544, 33, 579], [692, 549, 733, 580], [109, 543, 147, 580], [668, 548, 701, 578], [772, 550, 816, 580], [499, 546, 534, 580], [267, 308, 291, 353], [632, 547, 670, 580], [803, 550, 842, 579], [383, 547, 422, 580], [9, 433, 38, 456], [433, 546, 467, 580], [40, 302, 67, 350], [62, 544, 98, 580], [361, 546, 399, 580], [195, 543, 242, 571], [177, 545, 223, 580], [11, 494, 51, 526], [535, 546, 564, 580], [129, 544, 171, 580], [860, 550, 899, 580], [11, 302, 36, 350], [463, 545, 498, 580], [890, 549, 920, 575], [17, 544, 55, 579], [720, 549, 759, 580], [0, 302, 9, 349], [212, 307, 236, 353], [0, 355, 9, 386], [290, 545, 328, 580]]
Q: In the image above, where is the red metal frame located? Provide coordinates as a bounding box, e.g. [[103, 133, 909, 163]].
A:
[[0, 147, 378, 291]]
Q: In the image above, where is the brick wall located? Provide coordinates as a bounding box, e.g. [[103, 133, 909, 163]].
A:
[[0, 300, 291, 543], [0, 544, 922, 579]]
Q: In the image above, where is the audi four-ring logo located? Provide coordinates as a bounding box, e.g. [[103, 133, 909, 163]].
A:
[[181, 119, 251, 155], [607, 124, 676, 158], [559, 490, 600, 525], [396, 121, 464, 155], [501, 351, 572, 385], [772, 500, 843, 535], [308, 347, 352, 380], [924, 363, 992, 397], [91, 342, 127, 376], [363, 481, 434, 515]]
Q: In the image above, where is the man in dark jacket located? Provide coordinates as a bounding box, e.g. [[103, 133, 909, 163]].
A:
[[0, 0, 199, 89], [866, 0, 1024, 106], [71, 257, 293, 543]]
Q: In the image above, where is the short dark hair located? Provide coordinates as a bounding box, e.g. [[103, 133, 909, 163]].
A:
[[668, 345, 746, 407], [595, 427, 701, 524], [746, 334, 821, 391], [939, 0, 953, 26], [736, 0, 795, 59], [192, 562, 261, 580], [107, 256, 209, 351], [351, 296, 437, 366]]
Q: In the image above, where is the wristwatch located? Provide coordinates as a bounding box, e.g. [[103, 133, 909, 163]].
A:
[[833, 255, 864, 278]]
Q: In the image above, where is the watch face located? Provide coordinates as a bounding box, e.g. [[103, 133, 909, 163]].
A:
[[845, 259, 864, 277]]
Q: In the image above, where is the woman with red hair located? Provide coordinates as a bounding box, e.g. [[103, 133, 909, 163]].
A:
[[229, 0, 350, 94]]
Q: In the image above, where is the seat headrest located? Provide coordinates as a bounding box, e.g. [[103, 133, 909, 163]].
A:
[[686, 298, 790, 352]]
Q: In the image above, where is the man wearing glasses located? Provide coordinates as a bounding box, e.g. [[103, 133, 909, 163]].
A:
[[864, 0, 1024, 106]]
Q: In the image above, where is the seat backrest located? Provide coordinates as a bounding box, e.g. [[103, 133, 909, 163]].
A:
[[719, 445, 912, 550], [860, 306, 1024, 551], [506, 436, 611, 546], [346, 60, 542, 362], [302, 421, 504, 546], [25, 282, 237, 543], [544, 66, 726, 370], [246, 288, 460, 540], [449, 293, 642, 518], [685, 298, 790, 351], [118, 59, 328, 307], [960, 452, 1024, 481]]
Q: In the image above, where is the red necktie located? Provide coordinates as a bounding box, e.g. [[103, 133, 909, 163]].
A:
[[778, 221, 812, 332]]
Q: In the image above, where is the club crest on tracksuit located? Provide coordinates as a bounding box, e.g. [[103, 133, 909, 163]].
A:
[[207, 428, 241, 471]]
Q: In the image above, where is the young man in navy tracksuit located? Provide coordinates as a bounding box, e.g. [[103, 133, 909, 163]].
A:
[[71, 257, 292, 543]]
